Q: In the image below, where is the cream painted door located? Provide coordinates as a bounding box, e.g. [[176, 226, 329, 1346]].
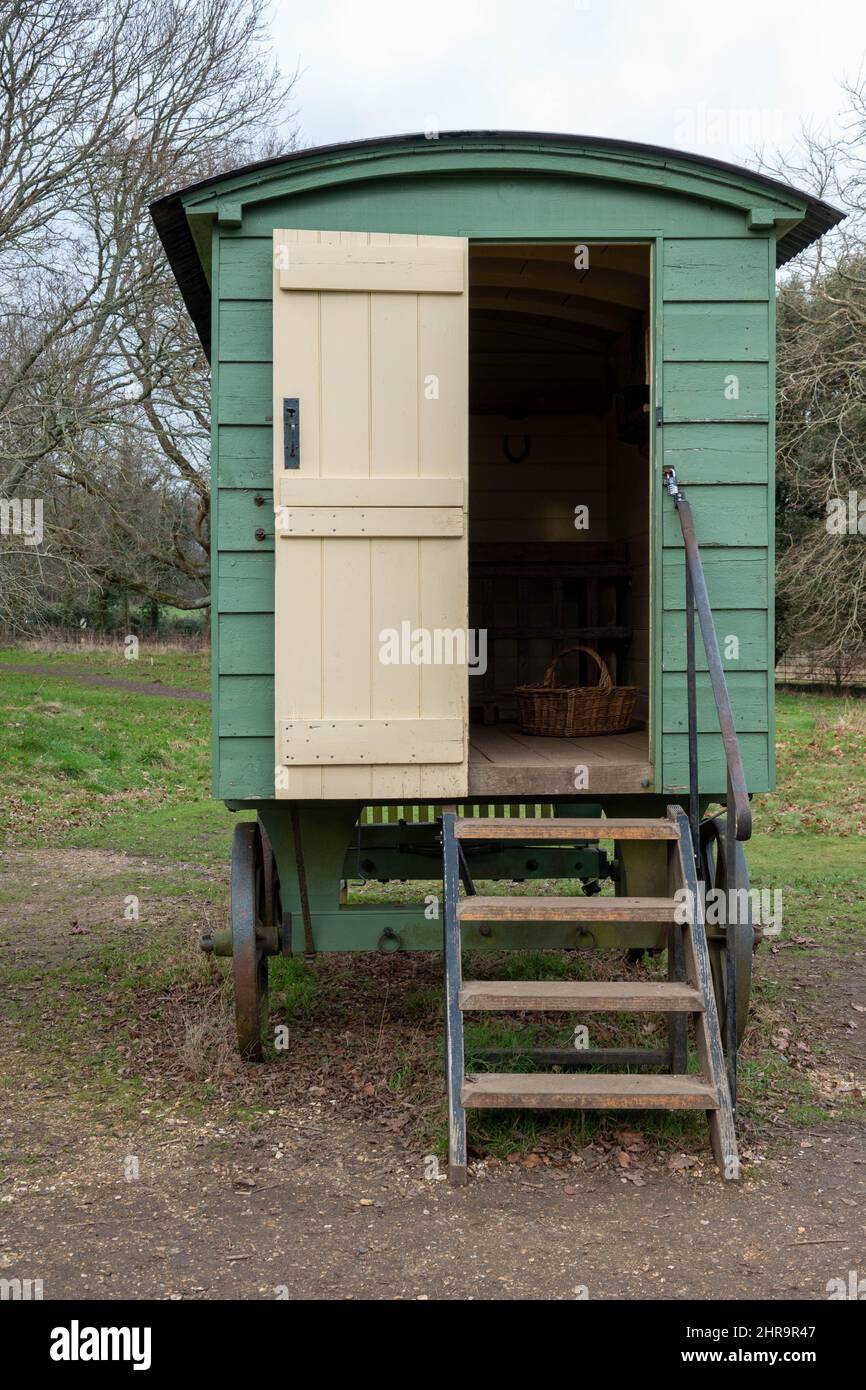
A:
[[272, 230, 469, 800]]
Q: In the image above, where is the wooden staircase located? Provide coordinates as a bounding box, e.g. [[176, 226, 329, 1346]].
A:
[[441, 809, 738, 1185]]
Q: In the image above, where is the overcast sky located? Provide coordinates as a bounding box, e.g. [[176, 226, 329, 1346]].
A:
[[270, 0, 864, 169]]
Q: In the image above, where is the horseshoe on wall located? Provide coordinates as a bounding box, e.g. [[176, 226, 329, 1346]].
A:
[[503, 433, 531, 463]]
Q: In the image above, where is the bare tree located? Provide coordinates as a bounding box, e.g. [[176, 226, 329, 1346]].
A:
[[0, 0, 299, 626], [756, 82, 866, 675]]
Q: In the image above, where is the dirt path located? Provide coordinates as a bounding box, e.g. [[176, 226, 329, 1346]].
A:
[[1, 848, 864, 1301], [3, 1102, 864, 1300], [1, 662, 208, 700]]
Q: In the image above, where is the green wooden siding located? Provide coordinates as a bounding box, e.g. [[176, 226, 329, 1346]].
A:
[[662, 423, 768, 484], [212, 224, 275, 798], [218, 426, 272, 488], [217, 613, 274, 673], [218, 300, 272, 360], [658, 234, 774, 794], [219, 674, 274, 735], [661, 486, 769, 547], [219, 736, 275, 797], [663, 302, 769, 361], [217, 362, 271, 425], [661, 672, 769, 732], [662, 239, 769, 299], [217, 552, 274, 612], [662, 547, 768, 609], [218, 489, 274, 551], [200, 144, 782, 800], [663, 733, 770, 792], [662, 609, 768, 671], [220, 236, 272, 297], [662, 363, 769, 422]]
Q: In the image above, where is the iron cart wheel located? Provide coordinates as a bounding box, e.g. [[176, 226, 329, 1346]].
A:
[[231, 820, 280, 1061], [700, 814, 755, 1047]]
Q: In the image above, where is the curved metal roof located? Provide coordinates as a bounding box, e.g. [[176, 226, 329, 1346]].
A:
[[151, 130, 844, 354]]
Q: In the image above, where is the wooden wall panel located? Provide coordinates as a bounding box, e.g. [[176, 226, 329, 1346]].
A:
[[469, 415, 607, 543]]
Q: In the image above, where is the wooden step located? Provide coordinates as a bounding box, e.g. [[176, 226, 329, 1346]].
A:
[[457, 895, 677, 922], [453, 817, 678, 842], [459, 980, 704, 1012], [462, 1072, 719, 1110]]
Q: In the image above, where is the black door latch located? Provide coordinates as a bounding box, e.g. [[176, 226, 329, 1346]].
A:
[[283, 397, 300, 468]]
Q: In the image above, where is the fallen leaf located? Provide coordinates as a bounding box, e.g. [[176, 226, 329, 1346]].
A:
[[617, 1130, 647, 1151], [668, 1153, 699, 1171]]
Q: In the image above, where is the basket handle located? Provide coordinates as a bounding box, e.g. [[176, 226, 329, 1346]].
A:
[[541, 645, 613, 693]]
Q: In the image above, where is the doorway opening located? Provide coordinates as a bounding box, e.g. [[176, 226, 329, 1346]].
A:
[[466, 241, 652, 796]]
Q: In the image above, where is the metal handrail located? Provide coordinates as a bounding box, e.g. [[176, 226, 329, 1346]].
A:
[[663, 468, 752, 850]]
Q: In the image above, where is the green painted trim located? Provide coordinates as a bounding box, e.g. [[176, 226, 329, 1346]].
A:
[[209, 227, 220, 796], [767, 235, 777, 790], [217, 201, 242, 227], [188, 213, 212, 284], [651, 235, 664, 792], [179, 138, 809, 224], [749, 207, 778, 229]]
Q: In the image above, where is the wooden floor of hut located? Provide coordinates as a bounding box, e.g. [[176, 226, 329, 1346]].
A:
[[467, 724, 651, 796]]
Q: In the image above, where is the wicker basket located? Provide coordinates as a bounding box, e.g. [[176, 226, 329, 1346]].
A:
[[515, 645, 638, 738]]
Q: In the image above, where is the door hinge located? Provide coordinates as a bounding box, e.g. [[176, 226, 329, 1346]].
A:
[[655, 406, 664, 427], [283, 397, 300, 469]]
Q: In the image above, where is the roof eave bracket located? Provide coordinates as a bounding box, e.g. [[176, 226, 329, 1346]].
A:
[[748, 205, 779, 230], [217, 201, 243, 229]]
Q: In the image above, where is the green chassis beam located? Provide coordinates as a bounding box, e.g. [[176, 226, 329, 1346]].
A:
[[280, 907, 667, 954], [342, 844, 609, 883]]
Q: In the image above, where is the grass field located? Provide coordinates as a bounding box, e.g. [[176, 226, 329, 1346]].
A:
[[0, 638, 210, 691], [1, 641, 864, 1167]]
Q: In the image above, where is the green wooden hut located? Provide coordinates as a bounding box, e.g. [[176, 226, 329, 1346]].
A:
[[152, 132, 840, 1180]]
